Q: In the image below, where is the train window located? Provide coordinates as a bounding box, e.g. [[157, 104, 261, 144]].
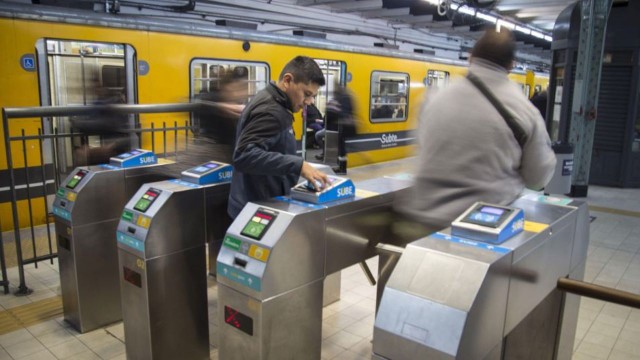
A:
[[313, 59, 345, 117], [426, 70, 449, 88], [190, 59, 269, 105], [370, 71, 409, 123], [45, 39, 128, 105]]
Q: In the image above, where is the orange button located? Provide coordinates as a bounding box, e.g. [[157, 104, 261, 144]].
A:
[[136, 215, 151, 229], [66, 192, 77, 201], [249, 245, 270, 262]]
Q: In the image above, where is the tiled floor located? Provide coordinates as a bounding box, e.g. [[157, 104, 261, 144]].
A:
[[0, 158, 638, 359]]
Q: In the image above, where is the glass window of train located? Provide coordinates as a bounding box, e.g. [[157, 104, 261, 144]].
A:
[[190, 59, 269, 104], [43, 39, 129, 105], [426, 70, 449, 88], [313, 59, 345, 116], [370, 71, 409, 123]]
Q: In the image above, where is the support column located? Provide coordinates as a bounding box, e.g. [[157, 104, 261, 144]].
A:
[[568, 0, 612, 197]]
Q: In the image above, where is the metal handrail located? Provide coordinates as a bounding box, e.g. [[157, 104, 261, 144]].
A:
[[558, 277, 640, 309], [2, 102, 203, 295]]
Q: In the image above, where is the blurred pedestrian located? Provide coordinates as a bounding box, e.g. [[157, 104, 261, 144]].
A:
[[396, 28, 556, 230]]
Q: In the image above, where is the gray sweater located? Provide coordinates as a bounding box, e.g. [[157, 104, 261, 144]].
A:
[[398, 59, 556, 228]]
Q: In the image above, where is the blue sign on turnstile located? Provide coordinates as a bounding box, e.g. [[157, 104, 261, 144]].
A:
[[109, 149, 157, 168]]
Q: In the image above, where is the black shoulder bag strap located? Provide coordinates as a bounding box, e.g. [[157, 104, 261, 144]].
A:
[[466, 73, 528, 148]]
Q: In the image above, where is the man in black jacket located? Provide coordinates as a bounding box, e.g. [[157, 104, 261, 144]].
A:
[[228, 56, 329, 219]]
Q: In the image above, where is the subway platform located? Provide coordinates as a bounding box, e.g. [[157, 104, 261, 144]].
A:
[[0, 158, 638, 360]]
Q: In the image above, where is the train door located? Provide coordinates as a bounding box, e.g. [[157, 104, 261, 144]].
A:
[[189, 59, 269, 162], [304, 59, 345, 162], [36, 39, 137, 180]]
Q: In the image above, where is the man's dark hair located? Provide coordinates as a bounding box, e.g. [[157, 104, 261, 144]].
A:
[[471, 28, 516, 70], [279, 56, 326, 86]]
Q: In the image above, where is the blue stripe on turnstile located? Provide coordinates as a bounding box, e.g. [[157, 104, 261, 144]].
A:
[[52, 206, 71, 221], [430, 232, 511, 254], [116, 231, 145, 252], [217, 263, 261, 291], [99, 164, 119, 170], [274, 196, 327, 209]]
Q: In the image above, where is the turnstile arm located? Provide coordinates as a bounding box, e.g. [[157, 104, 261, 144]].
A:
[[558, 277, 640, 309], [359, 261, 376, 286]]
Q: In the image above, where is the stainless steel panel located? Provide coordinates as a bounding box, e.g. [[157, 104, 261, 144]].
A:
[[219, 202, 325, 300], [372, 196, 590, 360], [120, 245, 209, 360], [323, 271, 341, 306], [504, 217, 575, 333], [120, 182, 205, 259], [217, 176, 413, 358], [119, 250, 152, 359], [374, 237, 511, 359], [54, 162, 177, 333], [61, 220, 122, 332], [218, 279, 323, 360], [66, 169, 125, 226]]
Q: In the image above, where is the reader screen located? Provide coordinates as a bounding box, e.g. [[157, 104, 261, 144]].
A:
[[133, 188, 161, 213], [66, 170, 88, 189], [192, 166, 209, 173], [205, 163, 219, 169], [116, 150, 141, 159], [464, 205, 510, 228], [241, 208, 278, 240]]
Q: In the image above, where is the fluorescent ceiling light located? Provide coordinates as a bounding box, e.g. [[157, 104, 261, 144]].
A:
[[515, 25, 531, 35], [476, 12, 497, 23], [531, 31, 545, 39], [457, 5, 476, 16], [497, 19, 515, 30], [423, 0, 439, 5], [449, 3, 459, 10], [544, 35, 553, 42]]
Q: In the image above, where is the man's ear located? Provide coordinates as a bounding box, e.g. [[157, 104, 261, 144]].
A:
[[281, 73, 294, 89]]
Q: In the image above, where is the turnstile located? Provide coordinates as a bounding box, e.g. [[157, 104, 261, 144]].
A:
[[372, 195, 589, 359], [52, 149, 179, 333], [116, 161, 232, 360], [217, 176, 413, 360]]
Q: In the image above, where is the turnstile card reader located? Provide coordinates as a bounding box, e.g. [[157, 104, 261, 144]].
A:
[[117, 162, 232, 360], [109, 148, 157, 168], [217, 176, 414, 360], [181, 160, 232, 185], [373, 197, 589, 360], [290, 175, 355, 204], [451, 202, 524, 244], [53, 150, 177, 333]]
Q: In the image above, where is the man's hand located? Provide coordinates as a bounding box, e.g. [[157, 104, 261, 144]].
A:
[[300, 161, 330, 191]]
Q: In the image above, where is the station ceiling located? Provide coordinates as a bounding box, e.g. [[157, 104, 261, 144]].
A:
[[30, 0, 599, 67]]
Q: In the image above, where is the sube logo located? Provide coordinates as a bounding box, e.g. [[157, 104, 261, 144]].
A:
[[218, 171, 232, 180], [139, 156, 155, 164], [337, 186, 354, 197]]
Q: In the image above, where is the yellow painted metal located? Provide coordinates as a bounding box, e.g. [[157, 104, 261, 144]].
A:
[[0, 15, 551, 229]]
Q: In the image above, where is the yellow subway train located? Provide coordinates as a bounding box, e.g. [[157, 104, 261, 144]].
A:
[[0, 3, 548, 230]]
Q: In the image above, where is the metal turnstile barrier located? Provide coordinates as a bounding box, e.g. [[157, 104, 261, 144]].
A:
[[116, 161, 232, 360], [217, 175, 415, 359], [372, 195, 590, 360], [52, 150, 181, 333]]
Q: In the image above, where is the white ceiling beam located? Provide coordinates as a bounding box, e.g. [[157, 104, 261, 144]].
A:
[[329, 0, 383, 13], [358, 7, 411, 18]]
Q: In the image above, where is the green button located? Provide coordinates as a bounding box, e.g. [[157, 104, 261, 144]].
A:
[[122, 210, 133, 222], [223, 236, 242, 251], [56, 188, 65, 197]]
